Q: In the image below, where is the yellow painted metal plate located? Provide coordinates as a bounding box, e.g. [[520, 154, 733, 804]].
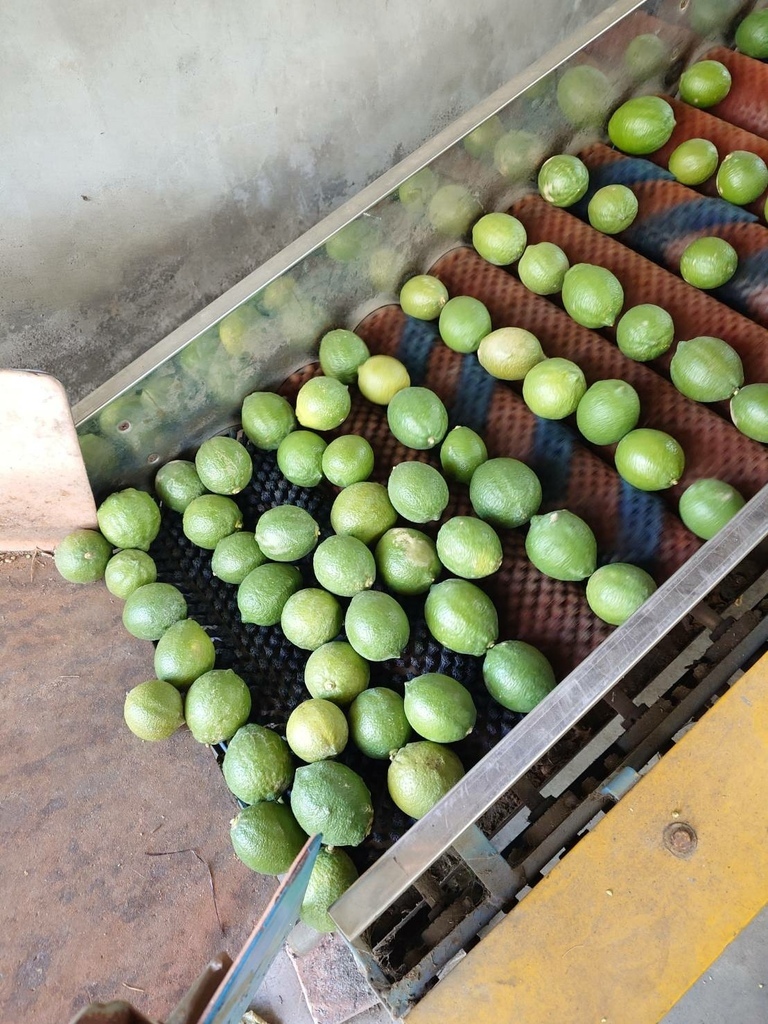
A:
[[411, 655, 768, 1024]]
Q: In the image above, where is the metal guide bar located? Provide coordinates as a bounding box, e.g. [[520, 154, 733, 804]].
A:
[[331, 485, 768, 940]]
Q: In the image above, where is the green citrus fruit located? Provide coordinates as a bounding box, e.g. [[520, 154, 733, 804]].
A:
[[576, 379, 641, 445], [321, 434, 375, 487], [54, 529, 112, 584], [517, 242, 570, 295], [494, 130, 546, 181], [436, 516, 503, 579], [403, 673, 476, 743], [369, 246, 409, 293], [469, 457, 542, 528], [154, 618, 216, 688], [259, 276, 299, 314], [255, 505, 320, 561], [388, 462, 450, 524], [472, 213, 527, 266], [237, 562, 302, 625], [478, 327, 545, 381], [97, 488, 161, 552], [331, 482, 397, 544], [387, 387, 449, 450], [735, 9, 768, 57], [312, 535, 376, 597], [616, 304, 675, 361], [286, 698, 349, 761], [185, 668, 251, 744], [679, 236, 738, 289], [483, 640, 556, 712], [222, 723, 294, 803], [122, 582, 187, 641], [276, 430, 327, 487], [587, 184, 639, 234], [281, 588, 343, 650], [304, 641, 370, 704], [241, 391, 296, 450], [211, 531, 266, 584], [295, 377, 351, 431], [428, 184, 482, 237], [679, 59, 732, 108], [349, 687, 411, 759], [154, 460, 206, 513], [399, 167, 440, 208], [522, 357, 587, 419], [291, 761, 374, 846], [624, 33, 671, 82], [556, 64, 614, 128], [439, 426, 488, 484], [356, 354, 411, 405], [716, 150, 768, 205], [691, 0, 743, 35], [424, 578, 498, 655], [218, 303, 261, 356], [123, 680, 185, 741], [319, 329, 370, 384], [668, 138, 719, 186], [561, 264, 624, 329], [345, 590, 410, 662], [731, 383, 768, 442], [463, 116, 505, 159], [230, 802, 306, 875], [438, 296, 492, 354], [615, 428, 686, 490], [586, 562, 658, 625], [183, 494, 243, 549], [195, 437, 252, 495], [388, 741, 465, 819], [608, 95, 676, 155], [325, 219, 378, 262], [300, 847, 359, 934], [399, 275, 449, 320], [374, 527, 441, 595], [525, 510, 597, 581], [678, 478, 746, 539], [104, 548, 157, 598], [670, 336, 744, 401], [537, 154, 590, 208]]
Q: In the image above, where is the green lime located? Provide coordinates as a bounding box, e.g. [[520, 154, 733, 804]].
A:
[[123, 680, 185, 741], [522, 357, 587, 420], [331, 482, 397, 544], [230, 802, 306, 875], [387, 387, 449, 450], [313, 535, 376, 597], [255, 505, 319, 561], [154, 460, 206, 513], [586, 563, 658, 625], [691, 0, 743, 35], [608, 95, 676, 155], [356, 354, 411, 405], [436, 516, 503, 579], [104, 548, 157, 598], [304, 641, 370, 704], [463, 116, 505, 159], [54, 529, 112, 584], [345, 590, 410, 662], [616, 304, 675, 361], [525, 510, 597, 581], [218, 303, 260, 356], [483, 640, 556, 713], [561, 264, 624, 329], [388, 462, 450, 524], [97, 488, 161, 552], [195, 436, 252, 495], [325, 219, 378, 263], [237, 563, 302, 625], [679, 478, 746, 539], [399, 275, 450, 321], [731, 383, 768, 442], [122, 582, 187, 641], [222, 723, 294, 803], [322, 435, 375, 487], [424, 578, 498, 656], [211, 532, 266, 584], [624, 33, 671, 82], [388, 741, 465, 819], [403, 673, 476, 743], [185, 668, 251, 744], [670, 336, 744, 401], [494, 130, 546, 182], [615, 428, 686, 490], [318, 329, 370, 383], [301, 847, 359, 934], [349, 687, 411, 759], [281, 589, 343, 650], [439, 426, 488, 484], [399, 167, 440, 208], [679, 59, 732, 108], [374, 527, 441, 595], [679, 236, 738, 289], [438, 296, 492, 354], [472, 213, 527, 266], [291, 760, 374, 846], [276, 430, 327, 487], [241, 391, 296, 450], [735, 9, 768, 57], [537, 154, 590, 208], [576, 379, 641, 445], [478, 327, 545, 381], [517, 242, 569, 296], [469, 457, 542, 528], [286, 698, 348, 761], [587, 184, 639, 235], [260, 275, 299, 314], [557, 64, 614, 128], [154, 618, 216, 688], [182, 494, 243, 549], [295, 377, 351, 431], [428, 184, 482, 237], [668, 138, 720, 186], [368, 246, 409, 293], [716, 150, 768, 206]]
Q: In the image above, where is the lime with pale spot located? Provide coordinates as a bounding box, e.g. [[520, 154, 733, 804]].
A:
[[469, 457, 542, 528], [668, 138, 719, 186], [331, 482, 397, 544], [345, 590, 410, 662], [616, 304, 675, 361], [222, 723, 294, 803], [319, 329, 370, 384], [295, 377, 351, 431], [349, 688, 410, 759], [387, 387, 449, 450], [670, 336, 744, 402], [478, 327, 545, 381], [428, 184, 482, 237], [576, 379, 641, 445], [183, 495, 243, 549], [277, 430, 327, 487], [679, 479, 746, 540], [615, 428, 685, 490], [286, 698, 348, 762], [537, 154, 590, 208], [736, 8, 768, 57], [731, 383, 768, 442], [399, 275, 449, 321], [374, 527, 441, 595], [586, 563, 657, 625], [195, 436, 252, 495], [608, 95, 676, 155], [404, 674, 476, 743], [472, 213, 527, 266], [436, 516, 503, 579], [237, 562, 302, 625], [438, 296, 492, 354], [322, 435, 374, 487], [679, 59, 732, 108], [97, 487, 161, 551], [388, 741, 465, 819], [124, 680, 185, 741], [388, 462, 449, 524], [211, 531, 266, 584], [439, 426, 488, 484], [716, 150, 768, 206], [304, 641, 370, 704], [241, 391, 296, 450], [679, 236, 738, 289], [517, 242, 570, 295], [185, 668, 251, 744], [154, 460, 206, 513], [557, 64, 614, 128], [230, 802, 306, 875], [104, 549, 157, 598], [424, 578, 498, 656], [483, 640, 556, 713], [525, 510, 597, 581], [54, 529, 112, 585], [154, 618, 215, 688], [561, 264, 624, 329], [357, 354, 411, 405], [255, 505, 319, 561], [587, 185, 639, 235], [523, 357, 587, 420], [301, 847, 358, 934], [313, 535, 375, 597], [281, 589, 343, 651], [291, 760, 373, 847], [123, 582, 187, 641]]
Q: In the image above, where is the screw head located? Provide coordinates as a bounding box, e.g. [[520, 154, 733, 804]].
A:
[[663, 821, 697, 857]]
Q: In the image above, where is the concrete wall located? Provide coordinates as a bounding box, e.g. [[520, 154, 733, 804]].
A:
[[2, 0, 614, 403]]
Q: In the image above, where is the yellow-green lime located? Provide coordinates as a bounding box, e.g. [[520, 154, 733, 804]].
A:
[[678, 478, 746, 539], [345, 590, 410, 662], [318, 329, 370, 384], [469, 457, 542, 528], [428, 184, 482, 237], [183, 494, 243, 549], [291, 760, 374, 846], [399, 275, 449, 321], [357, 354, 411, 405], [522, 357, 587, 420], [616, 304, 675, 361], [195, 439, 251, 499], [388, 462, 450, 524], [211, 531, 266, 584], [331, 482, 397, 544], [439, 426, 488, 484], [403, 674, 476, 743], [436, 516, 503, 579], [463, 116, 505, 160], [556, 64, 614, 128], [478, 327, 545, 381], [154, 618, 215, 688], [277, 430, 327, 487], [586, 562, 657, 625], [185, 668, 251, 744], [368, 246, 409, 293], [241, 391, 296, 450], [438, 296, 492, 354], [731, 383, 768, 442], [104, 548, 157, 598], [388, 741, 464, 819], [576, 379, 641, 445], [494, 130, 546, 181], [537, 154, 590, 208], [295, 377, 351, 431], [608, 95, 676, 155], [472, 213, 527, 266], [122, 582, 187, 641], [260, 275, 299, 314], [624, 33, 671, 82], [483, 640, 556, 712], [123, 680, 185, 741], [679, 59, 732, 108], [154, 460, 206, 513], [325, 219, 378, 263], [670, 336, 744, 401], [399, 167, 440, 208], [716, 150, 768, 205], [736, 8, 768, 57], [218, 303, 260, 356], [387, 386, 449, 450], [97, 488, 161, 552], [587, 184, 639, 235], [525, 510, 597, 581], [322, 434, 375, 487], [286, 698, 348, 761], [222, 723, 294, 803], [300, 847, 359, 934], [424, 578, 498, 656], [313, 535, 376, 597], [561, 264, 624, 329], [230, 802, 307, 875], [679, 236, 738, 289], [304, 641, 370, 704], [668, 138, 719, 186], [237, 563, 302, 625], [374, 527, 441, 595], [255, 505, 319, 561], [517, 242, 570, 295], [615, 428, 685, 490], [281, 589, 343, 651], [349, 687, 411, 759], [54, 529, 112, 584]]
